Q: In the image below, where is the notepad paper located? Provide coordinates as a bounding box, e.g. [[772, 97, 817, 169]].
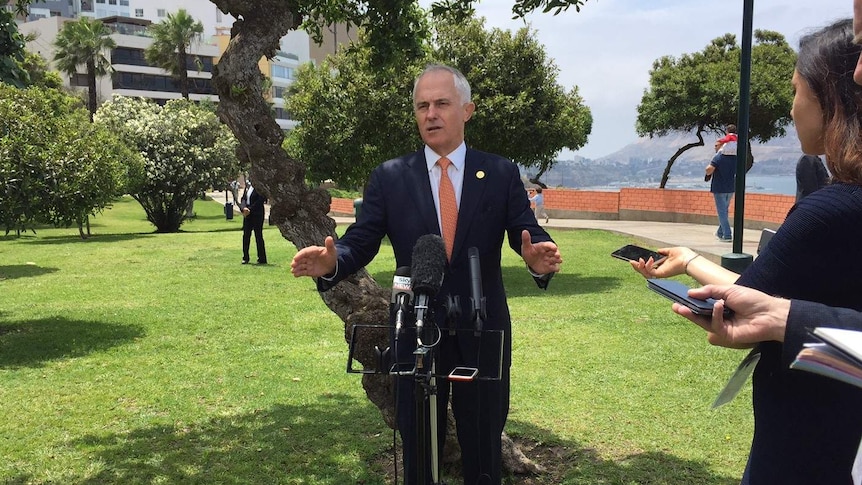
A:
[[790, 328, 862, 390]]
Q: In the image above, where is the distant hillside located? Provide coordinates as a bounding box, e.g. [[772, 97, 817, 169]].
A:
[[530, 126, 806, 188]]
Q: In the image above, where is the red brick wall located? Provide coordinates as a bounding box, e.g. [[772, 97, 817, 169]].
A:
[[331, 187, 796, 228], [329, 197, 356, 216]]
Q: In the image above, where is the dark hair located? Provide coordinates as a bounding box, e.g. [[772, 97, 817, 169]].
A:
[[796, 18, 862, 183], [535, 187, 542, 193], [726, 124, 737, 134]]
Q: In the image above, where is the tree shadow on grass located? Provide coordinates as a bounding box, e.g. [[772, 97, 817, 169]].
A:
[[501, 268, 620, 298], [0, 317, 145, 369], [0, 396, 741, 484], [11, 233, 157, 245], [504, 420, 741, 485], [189, 212, 231, 222], [180, 226, 243, 234], [369, 267, 622, 299], [0, 264, 59, 280], [7, 396, 390, 485]]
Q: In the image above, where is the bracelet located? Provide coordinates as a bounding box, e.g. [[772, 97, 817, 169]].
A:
[[684, 253, 701, 275]]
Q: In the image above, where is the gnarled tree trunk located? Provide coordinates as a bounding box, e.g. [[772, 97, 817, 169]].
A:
[[659, 124, 705, 189], [208, 0, 539, 476]]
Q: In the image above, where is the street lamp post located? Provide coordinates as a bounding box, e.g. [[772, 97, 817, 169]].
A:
[[722, 0, 755, 273]]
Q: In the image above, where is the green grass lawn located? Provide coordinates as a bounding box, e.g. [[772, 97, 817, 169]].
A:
[[0, 196, 753, 484]]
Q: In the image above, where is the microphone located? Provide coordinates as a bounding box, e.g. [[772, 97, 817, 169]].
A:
[[410, 234, 447, 346], [391, 266, 412, 340], [468, 247, 487, 337]]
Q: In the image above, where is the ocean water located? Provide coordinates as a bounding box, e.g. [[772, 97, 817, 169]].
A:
[[744, 175, 796, 196], [581, 174, 797, 196]]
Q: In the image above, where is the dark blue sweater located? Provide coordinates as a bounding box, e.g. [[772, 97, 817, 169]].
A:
[[736, 182, 862, 484]]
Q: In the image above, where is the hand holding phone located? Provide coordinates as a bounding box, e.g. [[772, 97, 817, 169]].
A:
[[611, 244, 666, 265], [647, 279, 734, 318]]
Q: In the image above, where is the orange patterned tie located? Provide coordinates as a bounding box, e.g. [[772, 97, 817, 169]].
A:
[[437, 157, 458, 260]]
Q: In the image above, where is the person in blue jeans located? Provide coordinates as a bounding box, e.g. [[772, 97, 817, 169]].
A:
[[706, 138, 737, 241]]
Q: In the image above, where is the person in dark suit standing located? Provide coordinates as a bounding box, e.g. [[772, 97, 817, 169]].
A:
[[240, 180, 267, 265], [795, 154, 829, 201], [291, 64, 562, 484]]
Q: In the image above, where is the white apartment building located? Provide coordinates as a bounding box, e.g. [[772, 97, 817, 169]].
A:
[[16, 0, 332, 130], [20, 15, 221, 106]]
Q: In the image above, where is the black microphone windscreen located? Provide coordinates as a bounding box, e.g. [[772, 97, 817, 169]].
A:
[[395, 266, 411, 277], [411, 234, 446, 295]]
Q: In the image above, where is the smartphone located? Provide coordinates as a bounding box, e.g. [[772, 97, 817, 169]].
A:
[[647, 278, 733, 318], [611, 244, 665, 264], [448, 366, 479, 382], [757, 228, 776, 255]]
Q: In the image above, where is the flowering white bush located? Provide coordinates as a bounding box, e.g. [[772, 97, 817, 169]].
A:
[[95, 95, 239, 232]]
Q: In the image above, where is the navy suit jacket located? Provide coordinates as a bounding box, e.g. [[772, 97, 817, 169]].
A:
[[319, 147, 552, 371], [240, 187, 266, 215]]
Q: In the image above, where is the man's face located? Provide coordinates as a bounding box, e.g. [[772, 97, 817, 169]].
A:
[[855, 0, 862, 85], [413, 70, 475, 156]]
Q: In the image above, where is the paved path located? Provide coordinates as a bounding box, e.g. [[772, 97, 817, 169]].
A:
[[208, 191, 764, 264]]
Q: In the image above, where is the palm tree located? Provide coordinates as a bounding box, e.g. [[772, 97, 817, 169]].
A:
[[145, 9, 204, 99], [53, 17, 116, 121]]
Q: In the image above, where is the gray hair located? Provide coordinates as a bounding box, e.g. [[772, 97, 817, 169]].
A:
[[412, 64, 472, 105]]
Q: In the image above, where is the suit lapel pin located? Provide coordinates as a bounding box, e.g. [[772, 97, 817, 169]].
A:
[[476, 171, 485, 179]]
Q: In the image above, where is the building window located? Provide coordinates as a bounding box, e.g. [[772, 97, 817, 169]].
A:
[[157, 8, 166, 17], [71, 73, 88, 87], [119, 0, 129, 5], [134, 8, 143, 17], [113, 72, 217, 96], [96, 0, 105, 3], [274, 107, 292, 120], [112, 47, 149, 66], [108, 0, 116, 5], [273, 85, 288, 98], [270, 65, 294, 80]]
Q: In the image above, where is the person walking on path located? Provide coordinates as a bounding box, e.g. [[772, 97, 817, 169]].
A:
[[529, 187, 549, 223], [240, 179, 267, 265], [706, 129, 738, 242]]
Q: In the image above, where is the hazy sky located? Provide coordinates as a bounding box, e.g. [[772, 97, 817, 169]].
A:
[[422, 0, 852, 159]]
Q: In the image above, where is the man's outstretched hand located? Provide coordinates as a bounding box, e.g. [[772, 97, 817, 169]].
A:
[[291, 236, 338, 278], [520, 230, 562, 275]]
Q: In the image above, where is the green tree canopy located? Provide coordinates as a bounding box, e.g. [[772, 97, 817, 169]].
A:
[[0, 6, 29, 87], [19, 50, 63, 89], [0, 84, 131, 237], [53, 16, 116, 121], [284, 38, 422, 188], [145, 9, 204, 100], [636, 30, 796, 187], [94, 96, 239, 233], [286, 14, 591, 188], [435, 16, 591, 183]]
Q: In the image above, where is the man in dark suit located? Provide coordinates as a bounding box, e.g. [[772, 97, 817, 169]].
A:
[[291, 64, 562, 484], [240, 180, 267, 265]]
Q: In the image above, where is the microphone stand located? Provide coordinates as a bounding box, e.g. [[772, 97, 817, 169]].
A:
[[411, 306, 443, 485]]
